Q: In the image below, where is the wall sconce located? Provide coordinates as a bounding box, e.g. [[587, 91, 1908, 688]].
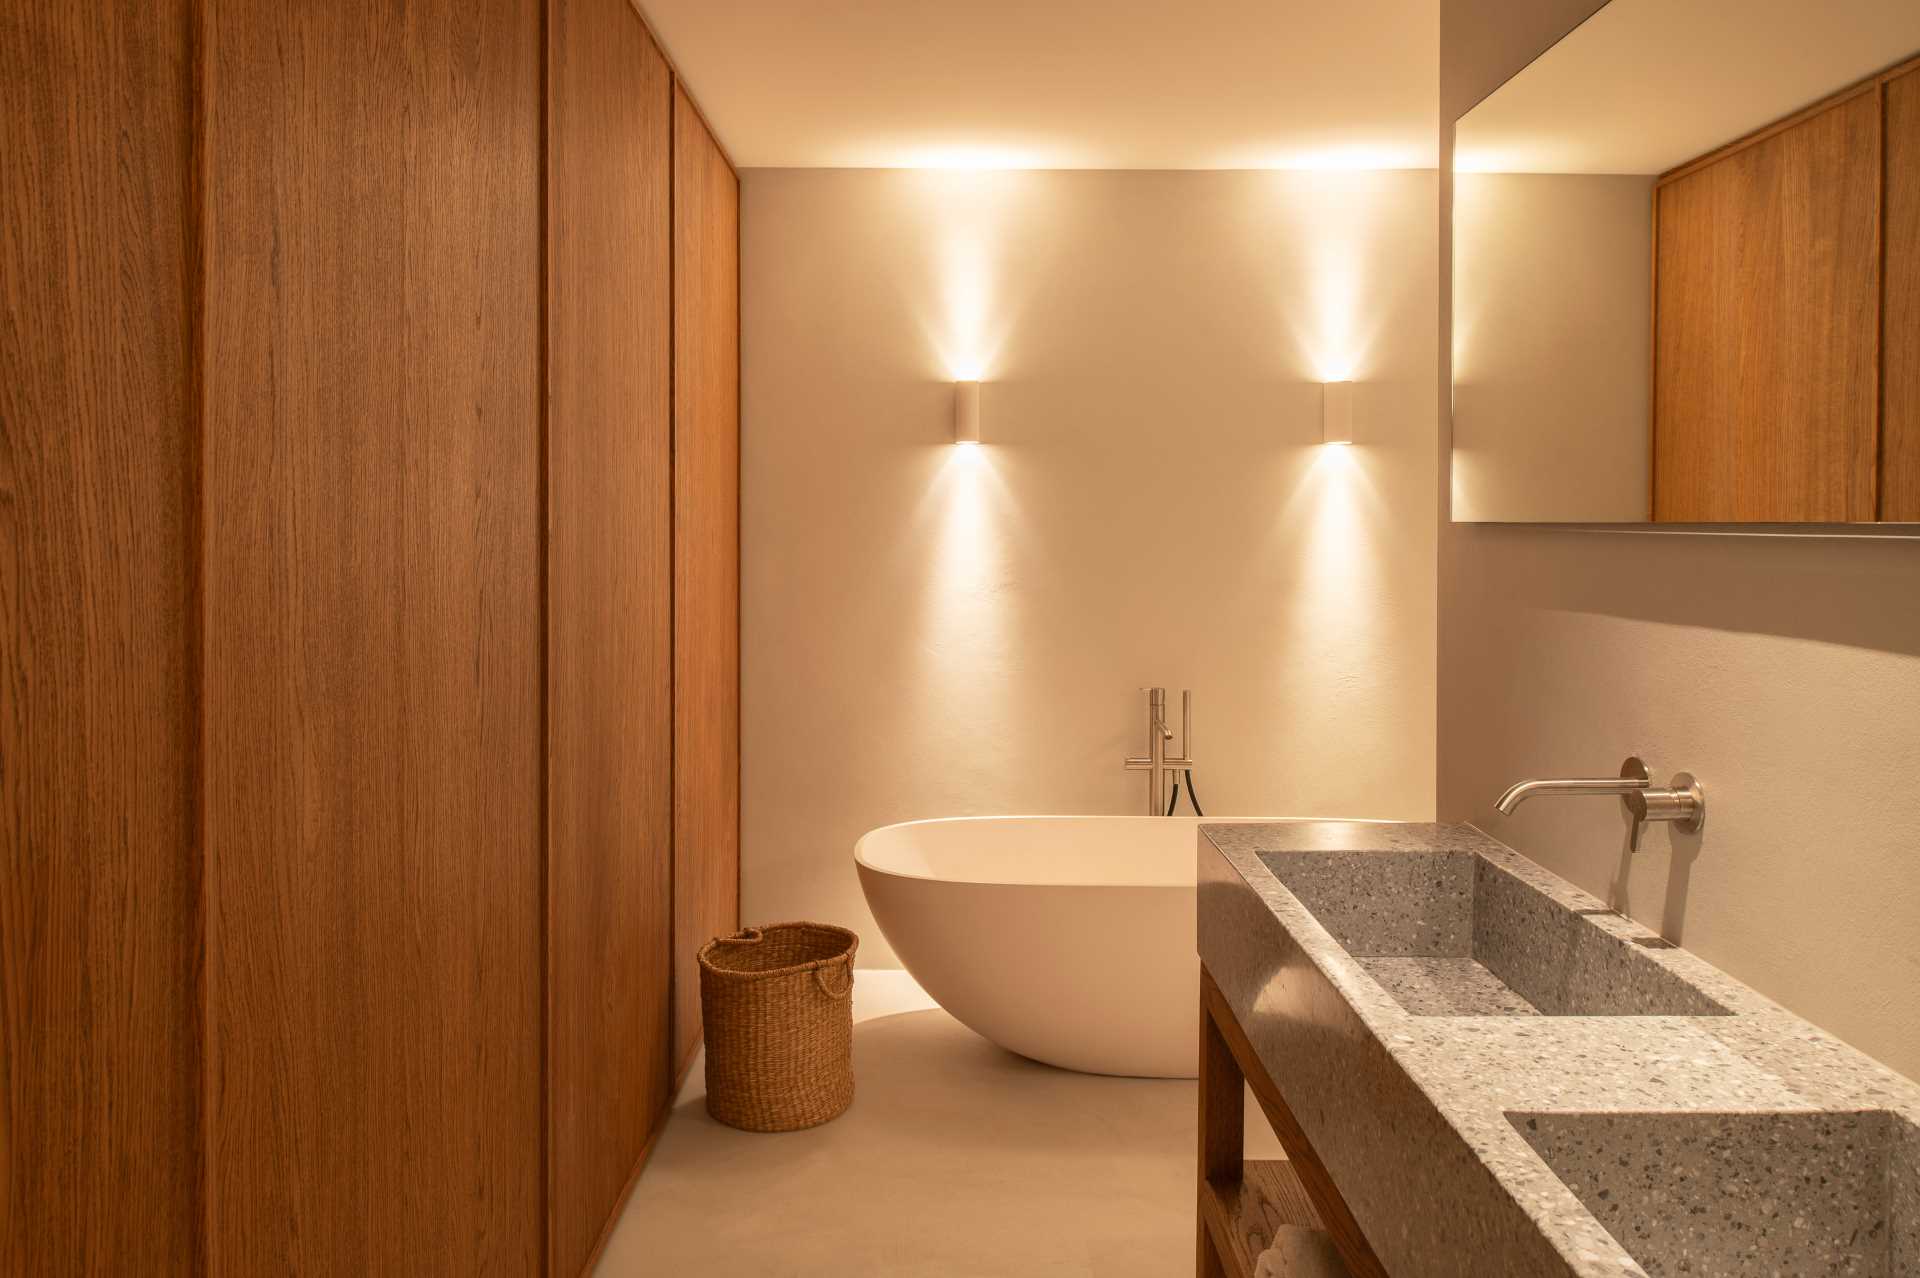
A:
[[1321, 381, 1354, 445], [954, 380, 982, 444]]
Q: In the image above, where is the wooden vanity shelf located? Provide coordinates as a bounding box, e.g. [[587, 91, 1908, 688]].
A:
[[1199, 1160, 1323, 1277], [1198, 967, 1388, 1278]]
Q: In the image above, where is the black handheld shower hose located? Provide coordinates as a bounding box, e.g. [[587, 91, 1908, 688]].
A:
[[1165, 769, 1205, 817]]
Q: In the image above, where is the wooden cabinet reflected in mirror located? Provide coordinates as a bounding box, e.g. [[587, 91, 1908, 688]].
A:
[[1452, 0, 1920, 526], [1887, 66, 1920, 521], [1655, 60, 1907, 522]]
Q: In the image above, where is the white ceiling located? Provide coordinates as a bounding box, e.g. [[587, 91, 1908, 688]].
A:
[[637, 0, 1438, 169], [1457, 0, 1920, 175]]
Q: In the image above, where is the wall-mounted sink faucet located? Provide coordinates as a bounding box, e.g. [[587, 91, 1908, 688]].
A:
[[1496, 756, 1704, 851], [1124, 687, 1195, 816]]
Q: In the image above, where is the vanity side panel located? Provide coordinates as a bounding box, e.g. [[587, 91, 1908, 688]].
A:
[[1891, 1114, 1920, 1274], [1198, 841, 1576, 1277]]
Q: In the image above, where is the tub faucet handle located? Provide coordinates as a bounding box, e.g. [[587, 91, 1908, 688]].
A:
[[1126, 687, 1186, 813]]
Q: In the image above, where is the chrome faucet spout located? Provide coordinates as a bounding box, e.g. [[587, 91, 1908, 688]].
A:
[[1495, 775, 1648, 815], [1493, 755, 1705, 851]]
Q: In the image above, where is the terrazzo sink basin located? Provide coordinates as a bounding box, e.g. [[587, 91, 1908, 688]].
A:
[[1205, 823, 1920, 1276], [1261, 849, 1729, 1017], [1512, 1109, 1920, 1276]]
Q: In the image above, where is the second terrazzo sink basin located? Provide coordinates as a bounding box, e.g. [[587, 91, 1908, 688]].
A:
[[1512, 1109, 1920, 1276], [1260, 849, 1729, 1017]]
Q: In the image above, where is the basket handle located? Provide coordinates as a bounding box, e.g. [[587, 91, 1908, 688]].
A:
[[813, 964, 854, 999], [714, 927, 764, 946]]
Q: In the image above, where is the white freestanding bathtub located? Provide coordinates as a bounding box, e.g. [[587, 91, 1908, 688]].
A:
[[854, 815, 1213, 1079]]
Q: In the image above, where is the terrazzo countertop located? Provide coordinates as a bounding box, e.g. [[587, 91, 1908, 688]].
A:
[[1197, 820, 1920, 1278]]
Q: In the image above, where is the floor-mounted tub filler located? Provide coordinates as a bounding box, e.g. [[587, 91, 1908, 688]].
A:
[[855, 815, 1236, 1079]]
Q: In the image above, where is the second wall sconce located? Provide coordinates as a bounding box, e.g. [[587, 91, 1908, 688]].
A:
[[954, 380, 982, 444], [1322, 380, 1353, 445]]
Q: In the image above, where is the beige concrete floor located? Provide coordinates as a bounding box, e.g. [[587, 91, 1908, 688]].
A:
[[597, 973, 1279, 1277]]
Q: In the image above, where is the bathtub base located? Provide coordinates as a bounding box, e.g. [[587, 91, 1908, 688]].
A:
[[853, 816, 1207, 1080]]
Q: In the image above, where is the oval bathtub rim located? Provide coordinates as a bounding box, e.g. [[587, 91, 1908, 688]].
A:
[[851, 813, 1410, 887]]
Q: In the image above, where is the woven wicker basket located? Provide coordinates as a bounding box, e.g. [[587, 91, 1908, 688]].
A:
[[697, 922, 858, 1132]]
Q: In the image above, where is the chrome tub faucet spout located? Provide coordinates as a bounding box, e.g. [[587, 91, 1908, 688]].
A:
[[1124, 687, 1194, 816]]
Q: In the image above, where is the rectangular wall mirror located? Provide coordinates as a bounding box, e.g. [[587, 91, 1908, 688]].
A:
[[1452, 0, 1920, 525]]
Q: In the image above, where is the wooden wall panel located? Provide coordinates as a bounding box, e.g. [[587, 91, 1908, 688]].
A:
[[1652, 90, 1881, 522], [202, 1, 545, 1272], [1885, 68, 1920, 521], [0, 5, 204, 1272], [671, 87, 742, 1071], [547, 1, 675, 1271]]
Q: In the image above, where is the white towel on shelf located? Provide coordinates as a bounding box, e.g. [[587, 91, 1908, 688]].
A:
[[1252, 1225, 1349, 1278]]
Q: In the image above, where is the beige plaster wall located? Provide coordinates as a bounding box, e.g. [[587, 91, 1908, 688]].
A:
[[742, 168, 1439, 964], [1440, 0, 1920, 1079], [1451, 171, 1652, 522]]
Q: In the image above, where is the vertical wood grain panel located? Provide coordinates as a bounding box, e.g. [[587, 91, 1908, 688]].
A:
[[0, 4, 204, 1271], [202, 0, 545, 1271], [671, 86, 741, 1070], [1652, 91, 1881, 522], [1885, 68, 1920, 521], [547, 0, 674, 1270]]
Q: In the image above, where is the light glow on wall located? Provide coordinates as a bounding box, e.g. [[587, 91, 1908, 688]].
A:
[[937, 222, 992, 381], [1277, 441, 1391, 729], [1305, 232, 1365, 387], [1267, 170, 1400, 395], [896, 440, 1021, 787], [908, 169, 1035, 389], [1253, 169, 1412, 786]]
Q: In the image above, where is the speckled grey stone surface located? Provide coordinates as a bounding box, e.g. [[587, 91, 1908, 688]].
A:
[[1520, 1105, 1912, 1274], [1197, 820, 1920, 1278], [1268, 851, 1474, 957], [1264, 842, 1728, 1019], [1467, 855, 1729, 1018], [1893, 1116, 1920, 1275], [1513, 1110, 1905, 1276], [1355, 957, 1541, 1016]]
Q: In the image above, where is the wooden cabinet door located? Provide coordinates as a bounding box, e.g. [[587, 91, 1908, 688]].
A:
[[1, 5, 205, 1272], [546, 0, 675, 1272], [671, 87, 742, 1072], [1885, 67, 1920, 521], [1652, 90, 1882, 522], [203, 2, 546, 1272]]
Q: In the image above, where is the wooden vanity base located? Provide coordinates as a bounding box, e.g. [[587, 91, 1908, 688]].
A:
[[1197, 966, 1388, 1278]]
